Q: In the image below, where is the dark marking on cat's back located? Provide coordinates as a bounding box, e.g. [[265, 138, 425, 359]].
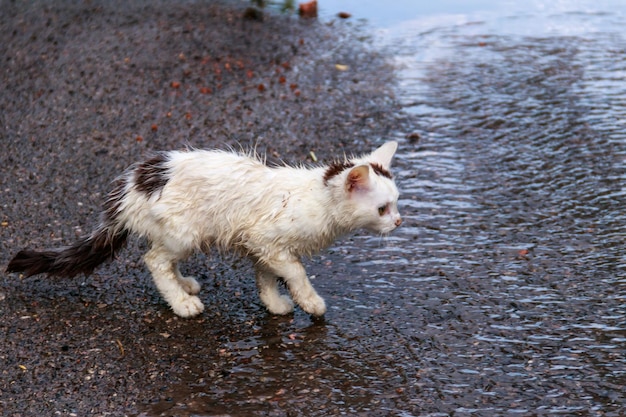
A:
[[134, 153, 170, 197], [103, 176, 127, 222], [323, 161, 355, 185], [370, 163, 392, 179]]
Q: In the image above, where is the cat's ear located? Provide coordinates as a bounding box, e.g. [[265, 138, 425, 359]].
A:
[[346, 165, 370, 192], [369, 141, 398, 169]]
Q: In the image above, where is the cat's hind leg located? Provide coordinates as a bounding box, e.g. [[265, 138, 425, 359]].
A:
[[173, 266, 201, 295], [255, 265, 295, 315], [144, 246, 204, 317], [263, 257, 326, 317]]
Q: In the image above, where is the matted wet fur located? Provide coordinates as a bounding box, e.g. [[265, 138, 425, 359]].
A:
[[7, 142, 402, 317]]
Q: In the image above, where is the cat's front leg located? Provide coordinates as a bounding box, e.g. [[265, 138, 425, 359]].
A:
[[264, 257, 326, 317], [255, 266, 295, 315]]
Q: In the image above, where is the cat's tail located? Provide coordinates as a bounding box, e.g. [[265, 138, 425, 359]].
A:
[[6, 228, 129, 278], [6, 177, 130, 278]]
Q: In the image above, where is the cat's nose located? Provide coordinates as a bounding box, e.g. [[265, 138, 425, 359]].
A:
[[395, 217, 402, 227]]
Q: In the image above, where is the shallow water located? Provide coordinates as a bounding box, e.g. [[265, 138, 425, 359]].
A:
[[150, 2, 626, 415]]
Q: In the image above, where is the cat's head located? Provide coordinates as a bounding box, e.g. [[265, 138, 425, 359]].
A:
[[326, 141, 402, 234]]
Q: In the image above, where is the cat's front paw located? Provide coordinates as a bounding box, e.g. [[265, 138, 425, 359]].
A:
[[298, 294, 327, 317], [179, 276, 201, 295], [171, 294, 205, 318]]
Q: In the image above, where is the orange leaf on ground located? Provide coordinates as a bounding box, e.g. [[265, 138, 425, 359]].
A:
[[299, 0, 317, 18]]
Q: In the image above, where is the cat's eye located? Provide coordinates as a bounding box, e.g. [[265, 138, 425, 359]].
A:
[[378, 204, 388, 216]]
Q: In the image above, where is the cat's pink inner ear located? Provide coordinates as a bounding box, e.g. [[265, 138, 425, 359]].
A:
[[346, 165, 370, 192]]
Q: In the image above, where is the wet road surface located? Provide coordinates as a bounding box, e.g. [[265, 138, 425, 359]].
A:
[[2, 1, 626, 416]]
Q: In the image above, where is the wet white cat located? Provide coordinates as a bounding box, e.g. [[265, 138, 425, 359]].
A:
[[7, 142, 402, 317]]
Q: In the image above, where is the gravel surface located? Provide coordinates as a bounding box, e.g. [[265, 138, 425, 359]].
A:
[[0, 1, 408, 415]]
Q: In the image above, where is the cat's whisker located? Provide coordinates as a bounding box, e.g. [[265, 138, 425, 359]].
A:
[[377, 233, 392, 247]]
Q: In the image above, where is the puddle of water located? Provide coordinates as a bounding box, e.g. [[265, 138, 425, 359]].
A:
[[320, 0, 626, 34], [149, 1, 626, 415], [381, 2, 626, 414]]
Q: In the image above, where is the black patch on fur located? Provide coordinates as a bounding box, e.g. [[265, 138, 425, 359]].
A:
[[103, 176, 126, 223], [323, 161, 355, 185], [134, 153, 170, 197], [370, 162, 392, 179]]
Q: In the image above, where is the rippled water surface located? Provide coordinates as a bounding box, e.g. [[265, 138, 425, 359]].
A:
[[153, 2, 625, 415]]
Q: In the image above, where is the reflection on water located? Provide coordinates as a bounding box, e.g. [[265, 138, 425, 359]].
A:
[[151, 2, 625, 415], [375, 2, 625, 414]]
